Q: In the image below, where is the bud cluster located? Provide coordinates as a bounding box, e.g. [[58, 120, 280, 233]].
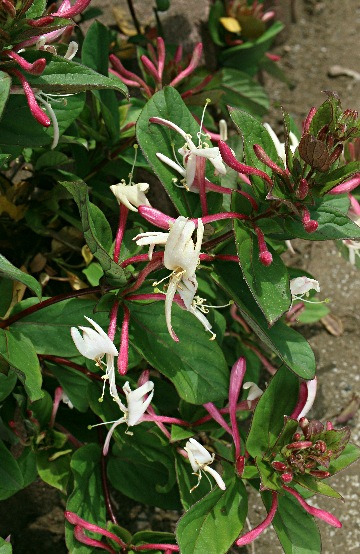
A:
[[271, 418, 350, 484]]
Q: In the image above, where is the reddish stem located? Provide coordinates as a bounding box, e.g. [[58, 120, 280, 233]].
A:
[[0, 285, 104, 329], [118, 305, 130, 375]]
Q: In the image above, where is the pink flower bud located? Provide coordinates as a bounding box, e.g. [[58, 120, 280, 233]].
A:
[[281, 472, 293, 483], [272, 461, 288, 472], [286, 441, 313, 450]]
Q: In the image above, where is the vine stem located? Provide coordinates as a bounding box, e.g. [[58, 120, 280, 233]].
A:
[[0, 285, 106, 328], [98, 427, 119, 525]]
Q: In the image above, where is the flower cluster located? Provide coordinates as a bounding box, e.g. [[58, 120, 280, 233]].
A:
[[0, 0, 90, 141]]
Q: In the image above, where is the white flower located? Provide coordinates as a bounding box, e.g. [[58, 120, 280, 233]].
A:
[[134, 216, 214, 340], [263, 123, 299, 166], [290, 276, 320, 301], [110, 181, 151, 212], [152, 117, 226, 192], [243, 382, 263, 406], [297, 378, 317, 421], [71, 316, 119, 403], [184, 438, 226, 491], [100, 381, 154, 454]]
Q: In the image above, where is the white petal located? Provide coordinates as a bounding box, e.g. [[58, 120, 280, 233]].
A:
[[110, 183, 151, 212], [205, 465, 226, 490], [185, 444, 199, 472], [188, 305, 213, 334], [178, 276, 197, 309], [186, 438, 213, 465], [185, 153, 197, 188], [156, 153, 186, 177], [103, 417, 126, 455], [243, 381, 263, 401], [297, 377, 317, 421], [165, 276, 180, 341], [290, 277, 320, 297]]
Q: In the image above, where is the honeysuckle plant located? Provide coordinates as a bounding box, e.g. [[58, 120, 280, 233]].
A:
[[1, 7, 360, 554]]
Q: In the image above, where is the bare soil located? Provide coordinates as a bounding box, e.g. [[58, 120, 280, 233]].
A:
[[1, 1, 359, 552]]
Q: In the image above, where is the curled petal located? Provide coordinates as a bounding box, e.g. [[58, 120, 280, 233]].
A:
[[204, 465, 226, 490]]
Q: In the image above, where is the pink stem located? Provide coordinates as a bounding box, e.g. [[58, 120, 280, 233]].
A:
[[230, 304, 251, 333], [244, 343, 277, 376], [121, 252, 163, 268], [197, 155, 208, 216], [181, 74, 214, 99], [203, 403, 233, 435], [123, 257, 164, 295], [253, 144, 289, 177], [113, 204, 129, 263], [118, 305, 130, 375], [229, 358, 246, 460], [109, 55, 153, 97], [142, 414, 190, 426], [134, 545, 179, 552], [282, 486, 342, 527], [236, 491, 278, 546]]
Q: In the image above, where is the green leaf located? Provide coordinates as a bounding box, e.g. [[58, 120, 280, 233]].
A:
[[234, 221, 290, 323], [212, 262, 316, 378], [176, 477, 247, 554], [128, 300, 229, 404], [36, 449, 71, 493], [0, 254, 42, 299], [11, 297, 108, 357], [220, 68, 269, 117], [0, 93, 85, 148], [108, 444, 181, 510], [61, 180, 127, 287], [328, 443, 360, 474], [293, 474, 342, 499], [66, 444, 106, 553], [316, 161, 360, 194], [262, 489, 321, 554], [17, 448, 37, 489], [0, 370, 17, 401], [0, 71, 11, 120], [82, 21, 110, 75], [220, 21, 284, 73], [0, 536, 12, 553], [50, 364, 91, 412], [171, 425, 194, 443], [0, 329, 43, 401], [25, 52, 128, 96], [136, 87, 220, 217], [246, 367, 299, 458], [0, 440, 24, 500], [25, 0, 46, 18]]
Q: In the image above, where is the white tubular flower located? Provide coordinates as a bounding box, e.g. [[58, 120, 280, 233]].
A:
[[243, 381, 263, 401], [152, 116, 226, 191], [243, 382, 263, 408], [290, 276, 320, 301], [71, 317, 119, 403], [263, 123, 299, 165], [101, 381, 154, 454], [185, 438, 226, 491], [71, 316, 118, 360], [297, 378, 317, 421], [134, 216, 214, 340], [110, 181, 151, 212]]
